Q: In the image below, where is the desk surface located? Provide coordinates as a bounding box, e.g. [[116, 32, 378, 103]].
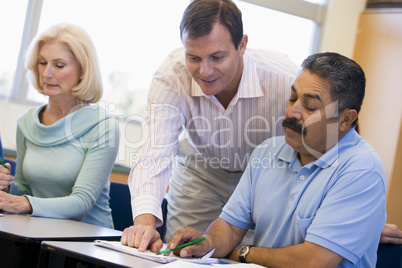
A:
[[42, 241, 160, 268], [41, 241, 240, 268], [0, 214, 122, 242]]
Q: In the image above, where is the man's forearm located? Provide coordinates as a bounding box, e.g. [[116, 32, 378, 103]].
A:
[[228, 241, 342, 268], [203, 218, 246, 257]]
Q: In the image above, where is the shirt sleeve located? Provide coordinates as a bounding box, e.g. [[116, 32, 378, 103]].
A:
[[9, 126, 32, 196], [219, 142, 270, 230], [219, 164, 255, 230], [128, 58, 185, 227]]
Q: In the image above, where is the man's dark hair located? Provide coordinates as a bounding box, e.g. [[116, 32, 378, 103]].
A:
[[301, 52, 366, 126], [180, 0, 243, 49]]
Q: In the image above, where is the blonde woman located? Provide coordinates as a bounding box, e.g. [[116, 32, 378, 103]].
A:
[[0, 24, 119, 228]]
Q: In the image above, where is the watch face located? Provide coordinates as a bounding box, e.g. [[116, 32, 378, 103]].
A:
[[239, 246, 249, 255], [239, 246, 250, 263]]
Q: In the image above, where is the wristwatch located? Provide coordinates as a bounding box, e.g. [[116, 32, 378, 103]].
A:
[[238, 245, 252, 263]]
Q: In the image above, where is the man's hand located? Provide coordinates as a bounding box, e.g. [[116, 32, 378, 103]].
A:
[[120, 214, 163, 252], [0, 163, 13, 191], [167, 227, 211, 258], [380, 223, 402, 244]]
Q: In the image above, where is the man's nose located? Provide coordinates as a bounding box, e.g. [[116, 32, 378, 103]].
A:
[[199, 60, 213, 77], [287, 101, 303, 121]]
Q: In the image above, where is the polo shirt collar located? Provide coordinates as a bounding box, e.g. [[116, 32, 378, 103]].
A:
[[278, 142, 300, 172], [313, 127, 360, 169], [278, 128, 360, 170]]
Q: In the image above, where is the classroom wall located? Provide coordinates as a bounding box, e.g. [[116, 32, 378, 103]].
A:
[[319, 0, 366, 57], [353, 9, 402, 226], [354, 10, 402, 187], [0, 102, 29, 151], [387, 122, 402, 226]]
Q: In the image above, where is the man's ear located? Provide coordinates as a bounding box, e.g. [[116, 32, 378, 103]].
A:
[[238, 34, 248, 56], [339, 109, 358, 132]]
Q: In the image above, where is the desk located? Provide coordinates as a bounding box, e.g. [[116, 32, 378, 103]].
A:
[[41, 241, 160, 268], [0, 214, 122, 267], [41, 241, 239, 268]]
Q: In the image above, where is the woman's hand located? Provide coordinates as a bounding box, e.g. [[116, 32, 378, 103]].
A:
[[0, 191, 32, 214], [0, 163, 14, 192]]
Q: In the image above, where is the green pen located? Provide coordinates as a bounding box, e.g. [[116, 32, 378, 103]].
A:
[[0, 155, 7, 168], [156, 237, 206, 255]]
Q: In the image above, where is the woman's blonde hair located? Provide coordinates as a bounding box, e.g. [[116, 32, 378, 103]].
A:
[[25, 23, 103, 103]]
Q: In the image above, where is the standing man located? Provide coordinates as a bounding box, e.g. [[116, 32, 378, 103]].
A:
[[167, 52, 387, 268], [121, 0, 299, 252]]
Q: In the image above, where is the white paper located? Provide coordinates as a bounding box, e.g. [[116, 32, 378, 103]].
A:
[[93, 240, 222, 265], [155, 260, 209, 267], [94, 240, 176, 263], [156, 260, 266, 267]]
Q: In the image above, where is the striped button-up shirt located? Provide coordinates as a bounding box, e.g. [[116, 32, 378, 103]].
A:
[[128, 47, 300, 225]]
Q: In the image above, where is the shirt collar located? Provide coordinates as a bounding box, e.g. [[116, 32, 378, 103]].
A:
[[278, 128, 361, 170], [278, 142, 301, 172], [313, 127, 360, 169]]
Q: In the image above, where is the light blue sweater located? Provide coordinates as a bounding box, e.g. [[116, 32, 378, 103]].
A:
[[10, 104, 120, 228]]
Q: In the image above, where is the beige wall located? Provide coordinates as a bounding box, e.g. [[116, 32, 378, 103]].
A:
[[387, 122, 402, 226], [353, 10, 402, 225], [319, 0, 366, 57], [353, 10, 402, 192]]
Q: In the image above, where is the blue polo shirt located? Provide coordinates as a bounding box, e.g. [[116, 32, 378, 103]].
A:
[[220, 129, 386, 267]]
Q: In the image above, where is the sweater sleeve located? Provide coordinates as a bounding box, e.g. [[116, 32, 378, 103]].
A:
[[9, 127, 33, 196]]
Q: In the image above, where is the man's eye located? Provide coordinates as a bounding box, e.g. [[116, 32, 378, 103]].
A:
[[212, 56, 223, 60], [288, 98, 296, 103], [187, 57, 200, 62], [306, 104, 319, 112]]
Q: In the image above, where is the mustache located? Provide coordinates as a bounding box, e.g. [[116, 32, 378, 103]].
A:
[[282, 117, 306, 136]]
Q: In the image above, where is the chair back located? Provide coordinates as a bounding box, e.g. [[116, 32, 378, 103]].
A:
[[109, 181, 133, 231], [109, 181, 167, 241], [157, 198, 168, 242], [377, 243, 402, 268], [0, 136, 17, 176]]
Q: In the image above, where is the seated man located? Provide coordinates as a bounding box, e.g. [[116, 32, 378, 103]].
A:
[[167, 52, 387, 267]]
